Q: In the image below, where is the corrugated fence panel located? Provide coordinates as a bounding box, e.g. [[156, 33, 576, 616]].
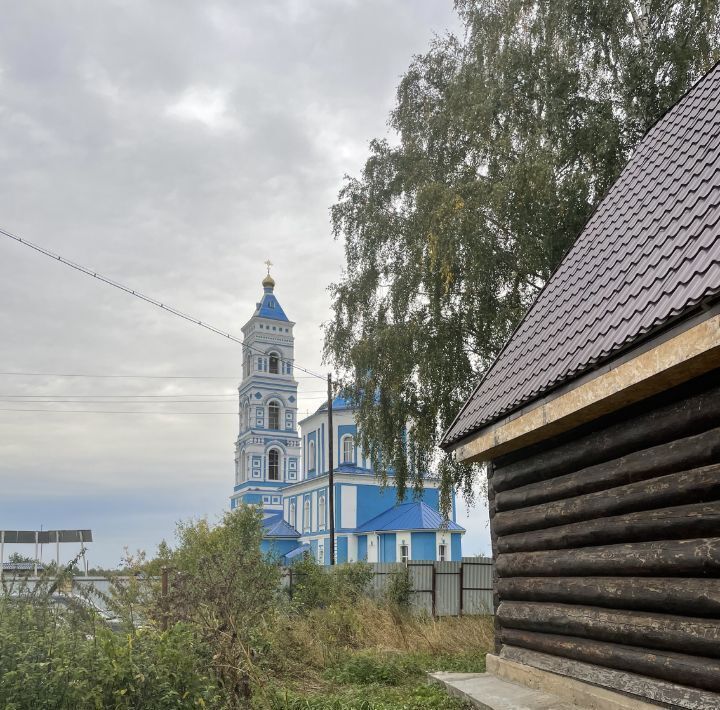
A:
[[462, 557, 494, 614], [435, 561, 461, 616], [279, 558, 496, 616], [408, 562, 434, 615]]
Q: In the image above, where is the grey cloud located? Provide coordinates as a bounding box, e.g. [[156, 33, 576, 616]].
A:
[[0, 1, 469, 566]]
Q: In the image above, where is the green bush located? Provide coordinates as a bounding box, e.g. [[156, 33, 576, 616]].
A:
[[384, 568, 412, 610], [289, 557, 373, 613], [0, 596, 219, 709]]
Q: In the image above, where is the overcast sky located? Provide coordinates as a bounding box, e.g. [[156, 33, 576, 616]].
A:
[[0, 0, 490, 567]]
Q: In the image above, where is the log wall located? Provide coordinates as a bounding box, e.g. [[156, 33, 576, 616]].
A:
[[489, 372, 720, 709]]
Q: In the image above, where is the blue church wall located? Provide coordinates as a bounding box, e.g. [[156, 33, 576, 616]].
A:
[[451, 533, 462, 561], [357, 535, 368, 561], [336, 536, 348, 564], [309, 538, 318, 559], [380, 533, 396, 562], [355, 484, 397, 528], [411, 532, 436, 561], [261, 539, 298, 559]]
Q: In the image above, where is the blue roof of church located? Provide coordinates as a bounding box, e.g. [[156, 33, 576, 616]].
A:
[[254, 287, 290, 322], [262, 512, 300, 538], [283, 543, 311, 562], [355, 501, 465, 533], [315, 396, 353, 414]]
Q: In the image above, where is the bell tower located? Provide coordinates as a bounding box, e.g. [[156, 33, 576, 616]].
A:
[[230, 267, 301, 512]]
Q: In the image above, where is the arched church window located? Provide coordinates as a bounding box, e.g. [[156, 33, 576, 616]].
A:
[[289, 501, 296, 528], [308, 439, 316, 472], [303, 499, 311, 532], [268, 401, 280, 429], [269, 352, 280, 374], [318, 496, 326, 529], [342, 435, 354, 464], [268, 448, 280, 480]]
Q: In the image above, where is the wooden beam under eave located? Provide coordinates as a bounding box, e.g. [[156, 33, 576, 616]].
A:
[[453, 313, 720, 464]]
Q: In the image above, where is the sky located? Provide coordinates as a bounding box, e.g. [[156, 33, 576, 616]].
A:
[[0, 0, 490, 568]]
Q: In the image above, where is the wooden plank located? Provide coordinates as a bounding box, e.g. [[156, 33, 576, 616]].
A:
[[494, 463, 720, 536], [497, 601, 720, 658], [500, 645, 720, 710], [496, 538, 720, 578], [497, 501, 720, 553], [495, 426, 720, 512], [501, 628, 720, 692], [492, 382, 720, 492], [497, 576, 720, 617]]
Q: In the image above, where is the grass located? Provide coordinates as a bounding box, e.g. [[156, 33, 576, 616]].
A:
[[257, 607, 492, 709]]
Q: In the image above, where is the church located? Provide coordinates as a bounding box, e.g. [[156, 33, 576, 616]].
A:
[[230, 272, 464, 565]]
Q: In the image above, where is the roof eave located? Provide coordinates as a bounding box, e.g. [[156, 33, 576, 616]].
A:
[[449, 307, 720, 464]]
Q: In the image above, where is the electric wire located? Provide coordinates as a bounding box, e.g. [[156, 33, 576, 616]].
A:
[[0, 226, 326, 380], [0, 371, 322, 379]]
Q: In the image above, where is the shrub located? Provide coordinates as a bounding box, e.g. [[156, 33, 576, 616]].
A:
[[384, 567, 412, 610], [0, 595, 219, 709], [159, 506, 282, 704]]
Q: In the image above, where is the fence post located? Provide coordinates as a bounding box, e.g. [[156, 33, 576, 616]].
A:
[[431, 563, 437, 618], [459, 561, 464, 616]]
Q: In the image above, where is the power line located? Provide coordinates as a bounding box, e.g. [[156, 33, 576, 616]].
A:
[[0, 371, 322, 379], [0, 408, 237, 415], [0, 226, 325, 380], [0, 399, 238, 404], [0, 393, 237, 399]]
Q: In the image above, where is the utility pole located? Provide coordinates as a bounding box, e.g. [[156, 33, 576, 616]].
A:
[[327, 372, 335, 565]]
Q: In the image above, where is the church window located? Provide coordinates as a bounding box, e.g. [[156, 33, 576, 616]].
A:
[[303, 499, 311, 532], [318, 496, 326, 529], [400, 544, 409, 565], [268, 448, 280, 480], [342, 435, 354, 464], [318, 542, 324, 563], [308, 439, 316, 472], [268, 401, 280, 429], [269, 352, 279, 374], [438, 543, 447, 562], [289, 501, 296, 528]]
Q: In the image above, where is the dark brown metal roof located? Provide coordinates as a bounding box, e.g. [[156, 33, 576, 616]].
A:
[[443, 62, 720, 449]]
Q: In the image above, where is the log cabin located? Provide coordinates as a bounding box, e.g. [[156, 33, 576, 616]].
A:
[[441, 62, 720, 709]]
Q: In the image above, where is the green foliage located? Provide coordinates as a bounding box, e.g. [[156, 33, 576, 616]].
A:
[[265, 673, 471, 709], [325, 653, 424, 686], [290, 556, 374, 613], [161, 505, 282, 704], [324, 0, 720, 510], [0, 596, 219, 709], [406, 651, 486, 674], [384, 568, 412, 611]]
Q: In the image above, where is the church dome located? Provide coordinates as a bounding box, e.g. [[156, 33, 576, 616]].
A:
[[262, 273, 275, 290]]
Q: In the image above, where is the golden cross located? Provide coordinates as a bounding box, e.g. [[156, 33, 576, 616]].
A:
[[264, 259, 273, 275]]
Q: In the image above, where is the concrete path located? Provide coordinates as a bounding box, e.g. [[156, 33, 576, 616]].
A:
[[430, 672, 583, 710]]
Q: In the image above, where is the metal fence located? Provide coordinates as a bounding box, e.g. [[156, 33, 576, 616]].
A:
[[282, 556, 494, 617]]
